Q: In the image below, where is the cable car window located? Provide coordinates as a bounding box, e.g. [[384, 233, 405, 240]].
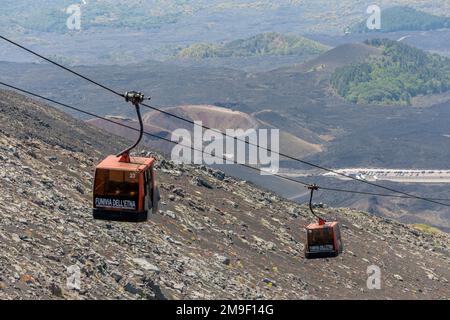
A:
[[94, 169, 139, 198], [308, 227, 334, 246]]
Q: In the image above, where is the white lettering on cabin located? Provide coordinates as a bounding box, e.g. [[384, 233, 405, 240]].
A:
[[95, 198, 136, 210]]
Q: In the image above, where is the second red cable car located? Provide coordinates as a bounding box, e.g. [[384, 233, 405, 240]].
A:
[[304, 185, 343, 259]]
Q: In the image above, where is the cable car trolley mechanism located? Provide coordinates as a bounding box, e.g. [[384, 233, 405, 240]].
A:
[[304, 185, 343, 259], [92, 91, 159, 222]]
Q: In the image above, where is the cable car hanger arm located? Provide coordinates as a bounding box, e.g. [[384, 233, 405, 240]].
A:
[[117, 91, 150, 162], [307, 184, 326, 225]]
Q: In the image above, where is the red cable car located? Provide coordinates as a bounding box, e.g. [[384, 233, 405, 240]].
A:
[[304, 185, 343, 259], [92, 91, 159, 222]]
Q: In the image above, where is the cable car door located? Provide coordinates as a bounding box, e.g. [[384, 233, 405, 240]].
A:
[[151, 167, 159, 215], [144, 167, 159, 215]]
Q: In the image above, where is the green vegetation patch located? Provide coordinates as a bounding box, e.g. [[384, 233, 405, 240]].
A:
[[331, 39, 450, 105], [176, 32, 329, 59], [410, 223, 442, 235], [1, 0, 184, 33]]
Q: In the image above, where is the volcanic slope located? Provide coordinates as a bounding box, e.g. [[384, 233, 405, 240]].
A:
[[88, 104, 323, 158], [0, 90, 449, 299]]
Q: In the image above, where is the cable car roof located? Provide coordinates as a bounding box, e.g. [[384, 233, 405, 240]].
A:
[[306, 221, 339, 229], [95, 155, 155, 172]]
